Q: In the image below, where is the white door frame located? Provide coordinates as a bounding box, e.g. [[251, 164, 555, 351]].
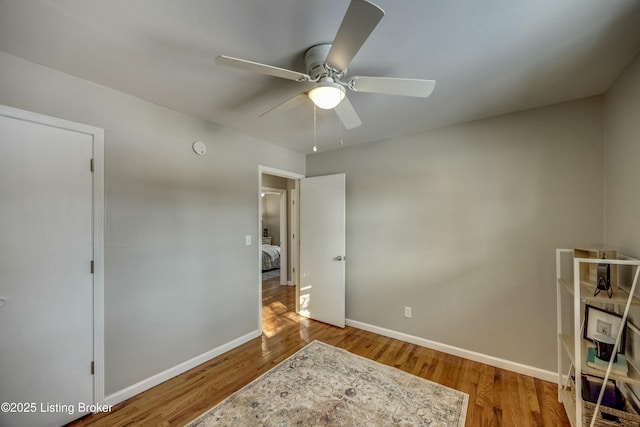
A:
[[0, 104, 105, 405], [289, 188, 299, 289], [258, 166, 303, 333]]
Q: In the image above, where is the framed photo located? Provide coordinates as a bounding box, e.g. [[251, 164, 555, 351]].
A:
[[583, 304, 626, 354], [581, 375, 623, 409]]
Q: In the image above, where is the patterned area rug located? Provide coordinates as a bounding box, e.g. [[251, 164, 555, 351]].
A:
[[187, 341, 468, 426]]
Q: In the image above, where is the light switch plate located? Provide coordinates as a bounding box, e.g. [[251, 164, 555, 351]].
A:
[[245, 235, 252, 246]]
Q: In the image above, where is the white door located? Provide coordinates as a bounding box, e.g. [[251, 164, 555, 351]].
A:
[[299, 174, 346, 327], [0, 109, 96, 427]]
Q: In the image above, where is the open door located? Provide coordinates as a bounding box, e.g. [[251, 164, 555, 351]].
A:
[[299, 173, 346, 327]]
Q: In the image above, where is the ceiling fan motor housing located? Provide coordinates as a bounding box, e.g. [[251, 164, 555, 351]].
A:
[[304, 44, 340, 80]]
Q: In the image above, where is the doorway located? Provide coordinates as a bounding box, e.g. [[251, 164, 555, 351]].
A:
[[258, 167, 347, 333], [258, 167, 302, 335]]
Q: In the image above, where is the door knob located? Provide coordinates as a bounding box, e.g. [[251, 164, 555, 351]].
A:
[[335, 256, 344, 261]]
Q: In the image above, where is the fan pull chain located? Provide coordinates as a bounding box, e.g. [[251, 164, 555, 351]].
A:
[[339, 122, 344, 147], [312, 104, 318, 152]]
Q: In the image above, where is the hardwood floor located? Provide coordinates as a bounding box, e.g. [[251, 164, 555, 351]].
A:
[[68, 277, 570, 426]]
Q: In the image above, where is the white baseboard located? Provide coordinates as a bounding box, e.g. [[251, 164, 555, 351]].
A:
[[104, 329, 261, 407], [346, 319, 558, 383], [103, 321, 559, 408]]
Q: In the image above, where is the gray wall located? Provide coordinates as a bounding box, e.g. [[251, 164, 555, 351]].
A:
[[604, 53, 640, 256], [307, 97, 605, 371], [262, 194, 281, 246], [0, 51, 305, 395]]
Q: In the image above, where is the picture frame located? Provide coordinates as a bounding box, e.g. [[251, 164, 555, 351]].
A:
[[581, 374, 623, 409], [583, 304, 626, 354]]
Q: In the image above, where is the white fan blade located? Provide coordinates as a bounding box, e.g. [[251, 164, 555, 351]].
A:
[[349, 76, 436, 98], [216, 55, 311, 82], [326, 0, 384, 71], [334, 96, 361, 129], [260, 93, 308, 118]]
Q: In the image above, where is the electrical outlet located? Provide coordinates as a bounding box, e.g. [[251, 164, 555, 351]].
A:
[[404, 306, 412, 318]]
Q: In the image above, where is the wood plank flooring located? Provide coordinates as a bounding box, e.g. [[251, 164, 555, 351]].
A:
[[67, 276, 570, 426]]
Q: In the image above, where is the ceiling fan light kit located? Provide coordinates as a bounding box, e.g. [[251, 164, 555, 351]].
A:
[[308, 79, 346, 110], [216, 0, 435, 132]]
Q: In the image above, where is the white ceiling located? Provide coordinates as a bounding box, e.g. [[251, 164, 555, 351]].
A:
[[1, 0, 640, 154]]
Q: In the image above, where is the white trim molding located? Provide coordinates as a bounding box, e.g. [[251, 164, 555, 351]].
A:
[[259, 166, 305, 180], [92, 121, 105, 406], [104, 329, 261, 407], [346, 319, 558, 383]]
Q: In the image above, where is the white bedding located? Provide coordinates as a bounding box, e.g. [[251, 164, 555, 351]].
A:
[[261, 244, 281, 271]]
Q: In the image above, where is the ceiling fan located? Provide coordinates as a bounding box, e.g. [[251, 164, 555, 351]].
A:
[[215, 0, 436, 129]]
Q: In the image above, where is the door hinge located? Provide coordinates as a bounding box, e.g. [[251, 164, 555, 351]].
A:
[[91, 361, 94, 375], [91, 260, 94, 274], [293, 267, 295, 273], [90, 158, 94, 172], [292, 233, 295, 239]]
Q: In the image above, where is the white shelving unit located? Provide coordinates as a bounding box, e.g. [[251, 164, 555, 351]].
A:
[[556, 248, 640, 427]]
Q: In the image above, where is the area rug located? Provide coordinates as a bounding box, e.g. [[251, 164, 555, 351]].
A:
[[262, 268, 280, 280], [187, 340, 468, 426]]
